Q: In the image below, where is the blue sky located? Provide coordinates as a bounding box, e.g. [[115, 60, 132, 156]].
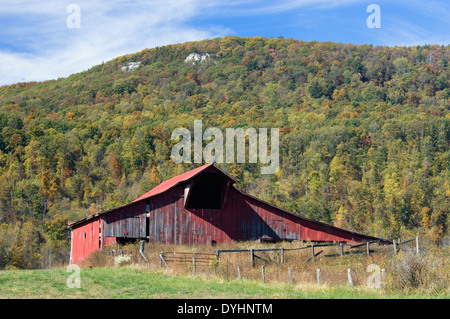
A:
[[1, 0, 449, 86]]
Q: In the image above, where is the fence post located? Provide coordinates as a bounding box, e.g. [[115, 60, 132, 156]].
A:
[[159, 251, 164, 268], [192, 257, 196, 275], [317, 268, 321, 287], [139, 240, 148, 263], [237, 264, 242, 281], [250, 249, 254, 267], [311, 245, 315, 260], [288, 267, 293, 285], [340, 243, 344, 256], [348, 269, 353, 287], [367, 242, 370, 256], [393, 240, 398, 254], [280, 247, 284, 264], [261, 265, 265, 283], [416, 236, 420, 255]]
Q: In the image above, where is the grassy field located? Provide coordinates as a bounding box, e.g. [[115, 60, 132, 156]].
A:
[[1, 241, 448, 299], [0, 266, 446, 299]]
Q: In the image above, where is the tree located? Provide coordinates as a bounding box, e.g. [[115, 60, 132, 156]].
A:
[[307, 77, 325, 99], [442, 88, 450, 105], [383, 172, 404, 239], [393, 57, 412, 75], [0, 36, 449, 270]]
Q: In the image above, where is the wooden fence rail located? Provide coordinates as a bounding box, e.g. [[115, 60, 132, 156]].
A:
[[215, 242, 359, 267], [110, 237, 420, 274], [159, 251, 216, 269], [214, 236, 420, 266]]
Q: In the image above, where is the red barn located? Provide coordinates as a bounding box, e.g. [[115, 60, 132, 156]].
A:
[[69, 163, 387, 263]]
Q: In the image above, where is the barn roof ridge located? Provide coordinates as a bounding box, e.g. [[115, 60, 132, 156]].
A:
[[132, 162, 236, 203], [68, 163, 234, 227]]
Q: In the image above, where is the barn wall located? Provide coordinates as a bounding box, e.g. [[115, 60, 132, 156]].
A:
[[71, 217, 100, 264], [244, 194, 362, 243], [71, 201, 147, 263], [145, 184, 369, 245], [147, 186, 187, 244], [104, 237, 117, 246], [146, 183, 230, 245], [145, 184, 296, 245], [299, 219, 366, 243], [103, 201, 147, 239], [183, 186, 300, 243]]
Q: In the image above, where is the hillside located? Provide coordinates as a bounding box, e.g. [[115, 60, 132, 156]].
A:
[[0, 36, 449, 269]]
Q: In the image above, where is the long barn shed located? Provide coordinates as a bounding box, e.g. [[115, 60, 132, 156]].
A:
[[69, 163, 388, 263]]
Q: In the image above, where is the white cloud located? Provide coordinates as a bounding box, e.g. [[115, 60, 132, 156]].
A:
[[253, 0, 363, 13], [1, 0, 449, 85], [0, 0, 228, 85], [365, 0, 450, 46]]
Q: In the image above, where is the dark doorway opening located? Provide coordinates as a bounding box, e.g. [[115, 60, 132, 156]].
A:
[[186, 172, 227, 210], [116, 237, 139, 245]]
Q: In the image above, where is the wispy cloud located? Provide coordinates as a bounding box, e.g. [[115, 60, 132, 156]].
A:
[[367, 0, 450, 46], [0, 0, 228, 85], [190, 0, 365, 16], [1, 0, 449, 85], [255, 0, 363, 13]]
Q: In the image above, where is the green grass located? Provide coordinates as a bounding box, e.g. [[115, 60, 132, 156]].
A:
[[0, 266, 446, 299]]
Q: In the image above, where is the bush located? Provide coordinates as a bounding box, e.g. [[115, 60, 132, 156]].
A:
[[82, 250, 114, 268], [114, 255, 132, 267], [387, 247, 448, 294]]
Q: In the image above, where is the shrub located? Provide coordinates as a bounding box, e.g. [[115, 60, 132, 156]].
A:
[[387, 247, 447, 294], [114, 255, 132, 267], [82, 250, 114, 268]]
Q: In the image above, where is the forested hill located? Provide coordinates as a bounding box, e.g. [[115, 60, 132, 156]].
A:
[[0, 36, 449, 268]]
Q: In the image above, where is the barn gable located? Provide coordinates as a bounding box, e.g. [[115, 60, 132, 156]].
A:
[[69, 163, 388, 263]]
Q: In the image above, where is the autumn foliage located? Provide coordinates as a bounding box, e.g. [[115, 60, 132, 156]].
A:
[[0, 37, 449, 268]]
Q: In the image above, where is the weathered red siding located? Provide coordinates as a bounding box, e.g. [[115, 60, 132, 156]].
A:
[[103, 201, 146, 239], [144, 184, 371, 245], [71, 217, 100, 264], [69, 164, 386, 263], [104, 237, 117, 246]]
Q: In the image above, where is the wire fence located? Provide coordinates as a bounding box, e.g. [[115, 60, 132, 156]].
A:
[[106, 237, 420, 287]]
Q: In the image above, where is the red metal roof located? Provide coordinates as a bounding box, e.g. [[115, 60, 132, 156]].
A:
[[68, 163, 235, 228], [132, 163, 235, 203]]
